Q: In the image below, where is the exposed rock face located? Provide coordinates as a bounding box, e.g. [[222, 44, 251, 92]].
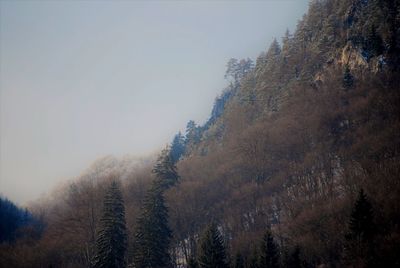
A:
[[339, 42, 368, 69]]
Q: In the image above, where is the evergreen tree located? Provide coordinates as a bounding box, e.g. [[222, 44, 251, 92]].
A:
[[0, 197, 42, 243], [133, 183, 172, 268], [234, 253, 245, 268], [188, 257, 199, 268], [345, 189, 376, 265], [286, 246, 301, 268], [185, 120, 202, 147], [197, 223, 229, 268], [170, 132, 185, 164], [364, 24, 384, 58], [225, 58, 254, 84], [266, 39, 282, 60], [153, 147, 180, 190], [249, 247, 260, 268], [93, 180, 127, 268], [259, 231, 280, 268], [342, 65, 354, 89]]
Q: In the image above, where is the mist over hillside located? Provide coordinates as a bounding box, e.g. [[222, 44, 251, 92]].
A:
[[1, 0, 400, 267]]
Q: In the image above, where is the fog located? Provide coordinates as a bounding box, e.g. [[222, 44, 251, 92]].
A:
[[0, 0, 309, 205]]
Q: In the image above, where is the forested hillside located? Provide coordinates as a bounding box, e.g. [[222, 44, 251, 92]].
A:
[[1, 0, 399, 267]]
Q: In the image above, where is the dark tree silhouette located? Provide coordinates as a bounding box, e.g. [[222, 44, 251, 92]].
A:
[[345, 189, 376, 266], [343, 65, 354, 89], [133, 183, 172, 268], [259, 231, 280, 268], [197, 223, 229, 268], [93, 180, 127, 268]]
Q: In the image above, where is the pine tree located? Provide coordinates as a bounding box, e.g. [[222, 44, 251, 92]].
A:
[[185, 120, 202, 148], [345, 189, 376, 265], [342, 65, 354, 89], [133, 183, 172, 268], [188, 257, 199, 268], [266, 39, 281, 60], [286, 246, 301, 268], [259, 231, 280, 268], [234, 253, 245, 268], [153, 147, 180, 190], [225, 58, 254, 84], [93, 180, 127, 268], [249, 247, 259, 268], [365, 24, 384, 58], [197, 223, 229, 268], [170, 132, 185, 164]]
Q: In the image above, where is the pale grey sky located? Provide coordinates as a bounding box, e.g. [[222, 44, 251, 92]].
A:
[[0, 0, 309, 205]]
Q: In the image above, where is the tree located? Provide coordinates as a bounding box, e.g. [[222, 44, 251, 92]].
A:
[[342, 65, 354, 89], [259, 231, 280, 268], [93, 180, 127, 268], [234, 253, 245, 268], [0, 197, 42, 244], [188, 257, 199, 268], [185, 120, 202, 148], [170, 132, 186, 164], [153, 147, 180, 190], [225, 58, 254, 84], [286, 246, 302, 268], [249, 247, 260, 268], [197, 223, 229, 268], [133, 183, 172, 268], [364, 24, 384, 58], [345, 189, 376, 265], [266, 39, 281, 60], [133, 147, 179, 267]]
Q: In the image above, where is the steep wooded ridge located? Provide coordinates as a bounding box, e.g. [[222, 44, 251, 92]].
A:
[[1, 0, 399, 267]]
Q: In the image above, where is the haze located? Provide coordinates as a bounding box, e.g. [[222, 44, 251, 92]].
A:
[[0, 0, 309, 205]]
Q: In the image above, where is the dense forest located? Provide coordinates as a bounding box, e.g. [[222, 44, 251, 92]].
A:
[[1, 0, 400, 267]]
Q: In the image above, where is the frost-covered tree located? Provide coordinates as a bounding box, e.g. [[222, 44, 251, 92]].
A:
[[153, 147, 180, 190], [185, 120, 202, 148], [170, 132, 185, 164], [266, 39, 281, 60], [197, 223, 229, 268], [93, 180, 127, 268], [225, 58, 254, 84]]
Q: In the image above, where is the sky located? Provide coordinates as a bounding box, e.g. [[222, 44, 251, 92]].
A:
[[0, 0, 309, 205]]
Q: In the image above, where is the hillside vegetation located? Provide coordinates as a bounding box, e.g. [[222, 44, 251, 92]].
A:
[[1, 0, 399, 267]]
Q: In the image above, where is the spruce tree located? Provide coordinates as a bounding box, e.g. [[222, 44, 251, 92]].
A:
[[259, 231, 280, 268], [170, 132, 186, 164], [286, 246, 301, 268], [188, 257, 199, 268], [342, 65, 354, 89], [133, 183, 172, 268], [153, 147, 180, 190], [249, 247, 260, 268], [345, 189, 376, 265], [93, 180, 127, 268], [234, 253, 245, 268], [197, 223, 229, 268], [365, 24, 384, 57], [266, 39, 281, 60], [133, 148, 180, 267]]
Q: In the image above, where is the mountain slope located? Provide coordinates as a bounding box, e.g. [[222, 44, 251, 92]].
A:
[[1, 0, 399, 267], [169, 0, 400, 266]]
